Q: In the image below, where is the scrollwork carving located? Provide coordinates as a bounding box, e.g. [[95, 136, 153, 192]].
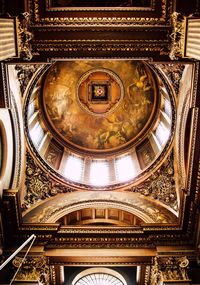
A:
[[154, 63, 185, 95], [22, 152, 75, 210], [17, 13, 33, 60], [127, 153, 178, 211], [12, 256, 50, 285], [149, 256, 190, 284], [15, 64, 42, 95], [169, 12, 185, 60]]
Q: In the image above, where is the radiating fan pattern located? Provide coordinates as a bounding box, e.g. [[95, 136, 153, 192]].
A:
[[75, 273, 124, 285]]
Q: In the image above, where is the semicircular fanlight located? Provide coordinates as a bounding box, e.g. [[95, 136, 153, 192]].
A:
[[72, 268, 127, 285], [74, 273, 124, 285]]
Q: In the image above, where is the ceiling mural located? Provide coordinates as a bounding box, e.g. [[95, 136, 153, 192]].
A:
[[22, 191, 178, 224], [50, 0, 152, 7], [43, 60, 157, 152]]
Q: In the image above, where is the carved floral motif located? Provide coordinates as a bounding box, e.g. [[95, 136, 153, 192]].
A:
[[12, 256, 50, 285], [17, 13, 33, 60], [150, 256, 190, 284], [169, 12, 185, 60], [154, 63, 185, 95], [22, 152, 75, 210], [15, 64, 42, 95], [127, 153, 178, 211]]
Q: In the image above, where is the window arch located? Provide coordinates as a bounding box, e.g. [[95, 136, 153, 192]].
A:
[[72, 268, 127, 285]]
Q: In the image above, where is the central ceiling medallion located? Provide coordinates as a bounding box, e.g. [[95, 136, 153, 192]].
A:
[[77, 68, 124, 116]]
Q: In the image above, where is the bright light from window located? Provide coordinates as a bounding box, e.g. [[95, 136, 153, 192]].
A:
[[30, 121, 45, 147], [164, 99, 172, 118], [28, 99, 35, 118], [74, 273, 124, 285], [115, 155, 136, 183], [64, 155, 83, 182], [89, 160, 109, 186], [155, 121, 170, 146]]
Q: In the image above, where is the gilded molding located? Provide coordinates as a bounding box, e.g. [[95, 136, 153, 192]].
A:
[[169, 12, 185, 60], [50, 266, 56, 285], [32, 41, 169, 53], [17, 13, 33, 60], [29, 0, 172, 27], [49, 258, 151, 266], [191, 62, 199, 108], [46, 0, 155, 12], [0, 63, 10, 108], [186, 108, 199, 196], [10, 92, 22, 189]]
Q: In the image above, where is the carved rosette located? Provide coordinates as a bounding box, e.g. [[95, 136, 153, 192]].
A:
[[12, 256, 50, 285], [150, 256, 190, 284]]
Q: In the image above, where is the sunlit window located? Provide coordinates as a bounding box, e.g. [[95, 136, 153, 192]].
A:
[[115, 155, 136, 182], [89, 160, 109, 186], [28, 99, 35, 118], [72, 268, 127, 285], [64, 155, 83, 182], [155, 121, 170, 146], [74, 273, 124, 285], [30, 121, 45, 147], [164, 99, 172, 118]]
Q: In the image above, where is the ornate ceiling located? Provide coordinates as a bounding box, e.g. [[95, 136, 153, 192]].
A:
[[0, 0, 200, 284]]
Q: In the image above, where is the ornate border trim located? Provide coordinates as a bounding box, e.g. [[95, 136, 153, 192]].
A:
[[30, 0, 171, 27]]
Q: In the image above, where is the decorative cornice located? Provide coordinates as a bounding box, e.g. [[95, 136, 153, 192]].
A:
[[32, 41, 170, 53], [29, 0, 172, 27], [46, 0, 156, 12]]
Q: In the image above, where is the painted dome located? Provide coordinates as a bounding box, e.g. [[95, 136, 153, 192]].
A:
[[42, 60, 158, 153], [24, 60, 174, 189]]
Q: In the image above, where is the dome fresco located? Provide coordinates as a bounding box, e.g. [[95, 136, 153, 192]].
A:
[[25, 60, 173, 188], [42, 60, 157, 152]]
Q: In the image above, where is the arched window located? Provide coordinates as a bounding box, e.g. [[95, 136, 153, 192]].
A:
[[72, 268, 127, 285]]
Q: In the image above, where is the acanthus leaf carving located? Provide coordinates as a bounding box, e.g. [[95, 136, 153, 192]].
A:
[[150, 256, 190, 284], [127, 152, 178, 211], [12, 256, 50, 285], [22, 152, 75, 211]]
